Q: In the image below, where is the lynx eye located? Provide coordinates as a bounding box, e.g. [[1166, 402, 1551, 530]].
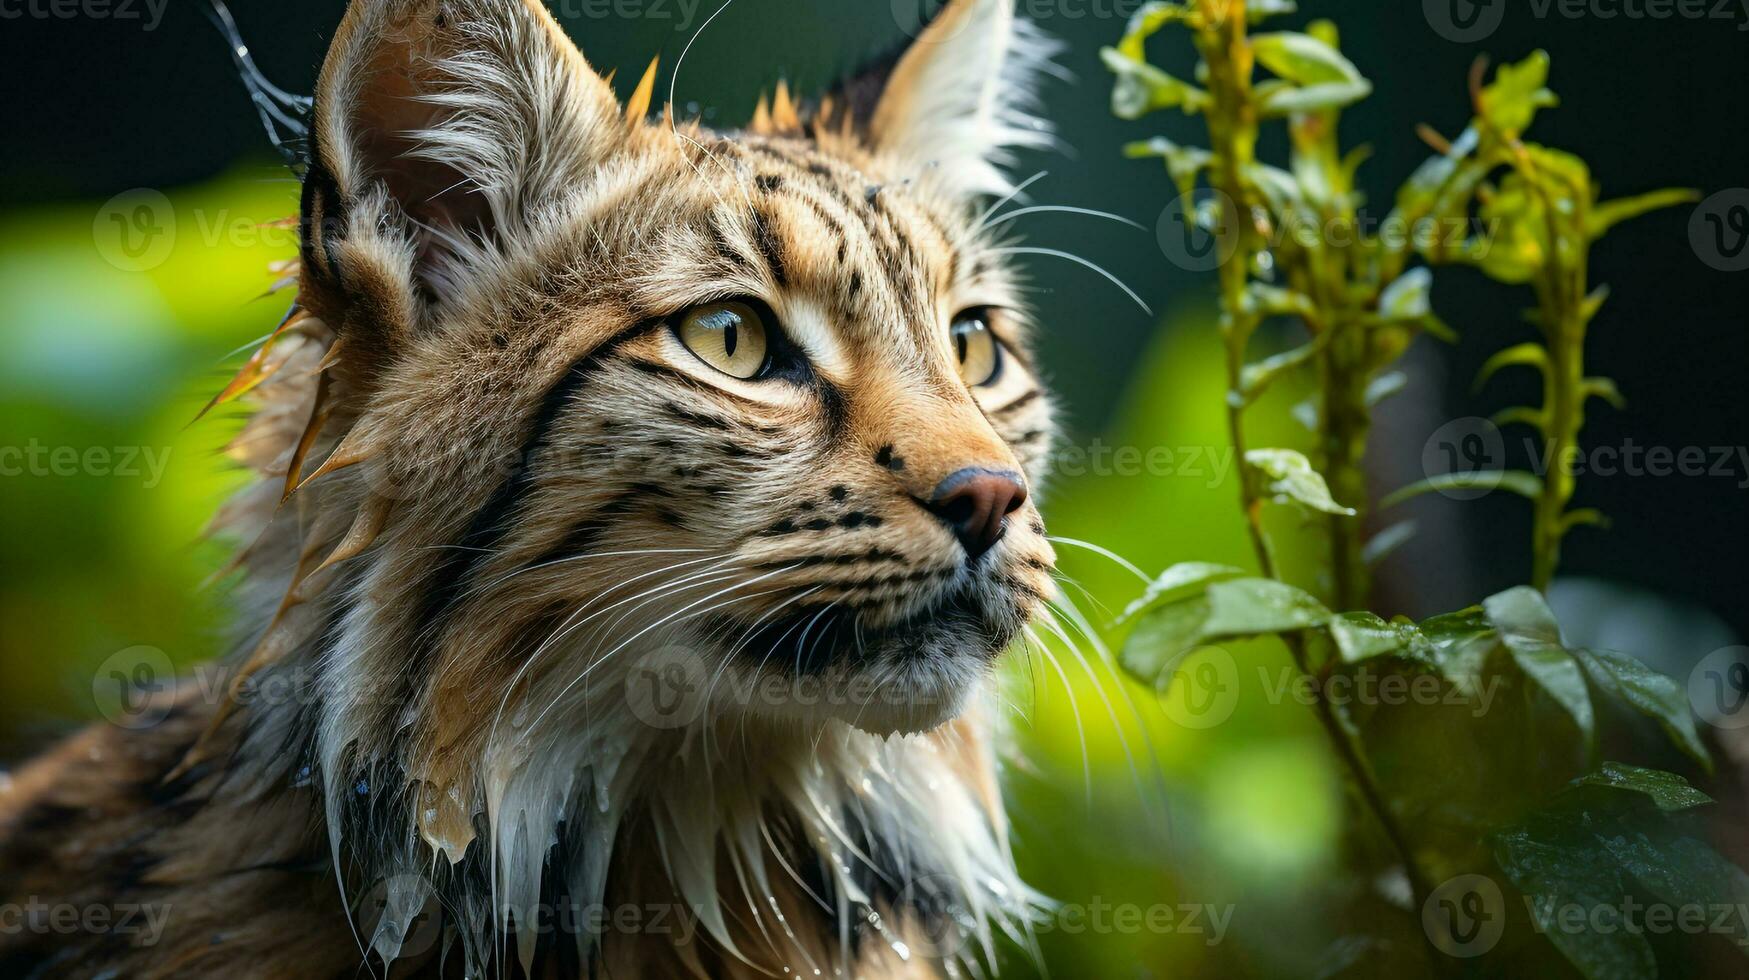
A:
[[950, 309, 1001, 387], [677, 300, 771, 380]]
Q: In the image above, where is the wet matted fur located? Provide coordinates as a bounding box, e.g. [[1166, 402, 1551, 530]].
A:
[[0, 1, 1071, 976]]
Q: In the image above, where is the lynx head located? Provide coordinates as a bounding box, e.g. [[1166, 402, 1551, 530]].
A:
[[218, 0, 1063, 969], [290, 0, 1061, 748]]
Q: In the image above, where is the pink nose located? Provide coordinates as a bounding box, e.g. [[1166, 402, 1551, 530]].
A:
[[925, 468, 1028, 561]]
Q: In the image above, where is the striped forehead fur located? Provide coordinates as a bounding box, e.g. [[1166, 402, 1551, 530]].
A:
[[203, 1, 1069, 976]]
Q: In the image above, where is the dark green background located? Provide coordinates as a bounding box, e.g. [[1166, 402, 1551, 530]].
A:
[[2, 1, 1746, 975]]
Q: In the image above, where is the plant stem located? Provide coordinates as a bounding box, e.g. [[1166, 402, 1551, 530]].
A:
[[1194, 0, 1436, 935]]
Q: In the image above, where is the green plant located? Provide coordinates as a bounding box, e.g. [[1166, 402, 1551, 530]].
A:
[[1105, 2, 1736, 976]]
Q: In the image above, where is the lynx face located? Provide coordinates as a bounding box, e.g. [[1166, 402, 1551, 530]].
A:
[[292, 0, 1062, 753]]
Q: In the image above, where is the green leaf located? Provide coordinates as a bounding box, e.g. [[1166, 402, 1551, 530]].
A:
[[1494, 824, 1657, 980], [1251, 32, 1364, 86], [1125, 137, 1213, 206], [1120, 596, 1213, 690], [1328, 612, 1433, 666], [1361, 519, 1417, 565], [1491, 406, 1548, 433], [1246, 0, 1299, 23], [1241, 339, 1324, 402], [1601, 829, 1749, 952], [1258, 80, 1373, 117], [1246, 162, 1304, 214], [1117, 3, 1193, 60], [1204, 578, 1331, 636], [1474, 343, 1550, 393], [1117, 562, 1246, 624], [1582, 377, 1626, 410], [1479, 50, 1560, 135], [1364, 371, 1408, 407], [1560, 509, 1610, 533], [1486, 588, 1596, 748], [1241, 283, 1316, 319], [1102, 48, 1208, 119], [1572, 763, 1712, 811], [1369, 268, 1455, 342], [1574, 649, 1712, 771], [1420, 607, 1498, 694], [1245, 449, 1357, 516], [1587, 188, 1699, 240], [1394, 127, 1480, 220], [1380, 471, 1544, 508]]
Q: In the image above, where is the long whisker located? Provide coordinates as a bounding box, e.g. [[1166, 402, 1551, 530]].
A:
[[993, 246, 1153, 316], [1023, 622, 1092, 806], [974, 170, 1050, 232], [1046, 535, 1151, 585], [1052, 588, 1174, 835], [986, 205, 1146, 231], [523, 563, 802, 737]]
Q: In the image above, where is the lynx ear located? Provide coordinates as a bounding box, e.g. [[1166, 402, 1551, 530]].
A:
[[304, 0, 621, 313], [865, 0, 1058, 198]]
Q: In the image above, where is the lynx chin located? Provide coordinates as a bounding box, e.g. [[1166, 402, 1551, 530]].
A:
[[0, 1, 1083, 976]]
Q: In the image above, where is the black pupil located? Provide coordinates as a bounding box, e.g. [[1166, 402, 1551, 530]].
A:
[[723, 321, 738, 357], [955, 318, 983, 363]]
